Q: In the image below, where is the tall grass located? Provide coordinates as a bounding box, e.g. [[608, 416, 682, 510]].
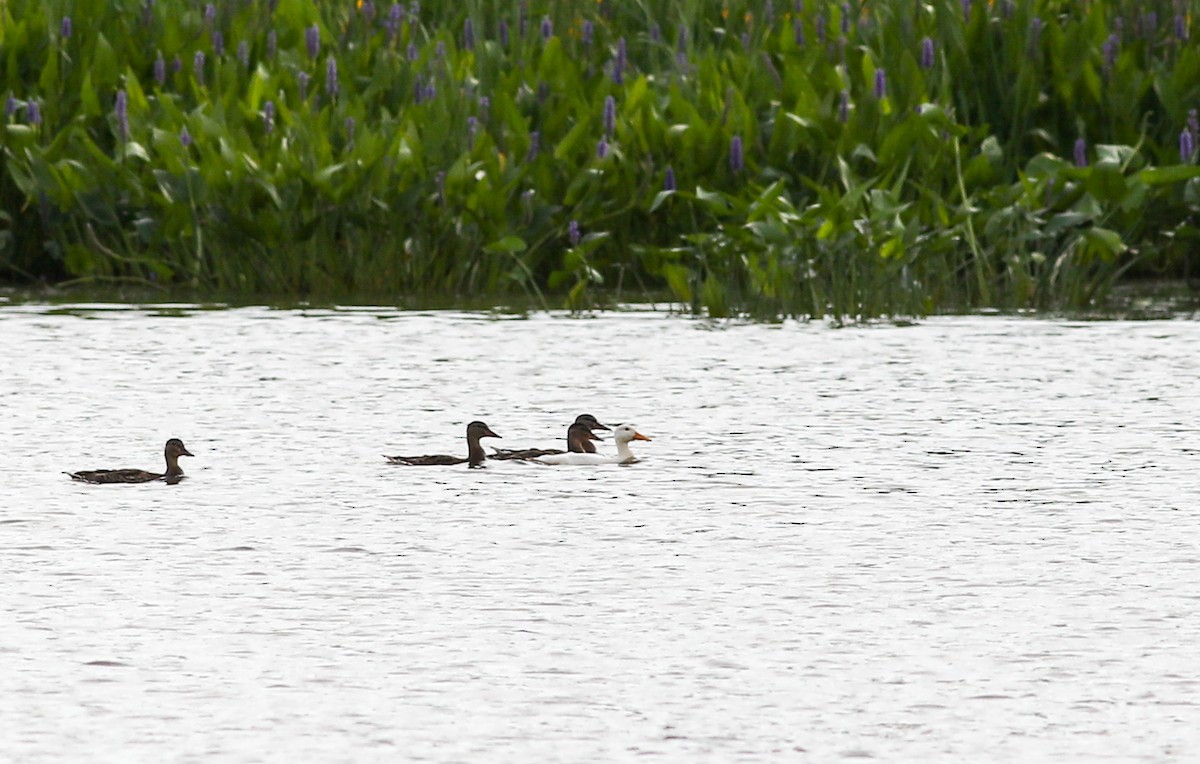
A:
[[2, 0, 1198, 320]]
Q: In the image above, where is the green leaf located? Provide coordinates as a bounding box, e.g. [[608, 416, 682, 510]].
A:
[[484, 235, 527, 254]]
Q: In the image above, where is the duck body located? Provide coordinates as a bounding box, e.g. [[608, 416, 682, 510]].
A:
[[385, 420, 500, 468], [538, 424, 651, 466], [491, 414, 609, 461], [66, 439, 194, 484]]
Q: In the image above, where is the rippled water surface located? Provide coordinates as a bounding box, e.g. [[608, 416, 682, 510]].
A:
[[2, 304, 1199, 762]]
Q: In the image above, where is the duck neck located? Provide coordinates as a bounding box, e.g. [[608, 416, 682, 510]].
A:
[[467, 437, 487, 468], [567, 426, 596, 454], [614, 438, 634, 460], [164, 452, 185, 477]]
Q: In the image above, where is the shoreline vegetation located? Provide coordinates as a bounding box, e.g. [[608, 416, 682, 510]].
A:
[[2, 1, 1199, 322]]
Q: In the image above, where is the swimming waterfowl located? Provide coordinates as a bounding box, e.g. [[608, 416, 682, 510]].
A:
[[384, 420, 500, 468], [537, 424, 651, 465], [491, 413, 611, 460], [66, 438, 194, 484]]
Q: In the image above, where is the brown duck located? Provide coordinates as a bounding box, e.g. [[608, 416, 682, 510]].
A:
[[491, 414, 611, 460], [66, 438, 194, 484], [385, 420, 501, 468]]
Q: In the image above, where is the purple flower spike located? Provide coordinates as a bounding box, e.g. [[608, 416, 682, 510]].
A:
[[961, 0, 972, 17], [409, 1, 420, 19], [237, 40, 249, 67], [1074, 138, 1087, 167], [115, 89, 129, 140], [500, 19, 509, 46], [816, 13, 826, 44], [479, 96, 490, 120], [874, 68, 886, 99], [464, 18, 475, 50], [466, 116, 478, 149], [519, 2, 528, 38], [172, 55, 182, 73], [306, 24, 320, 59], [154, 51, 166, 85], [541, 16, 552, 40], [841, 3, 850, 35], [386, 4, 403, 41], [61, 17, 72, 39], [268, 30, 277, 60], [603, 95, 616, 138], [204, 3, 216, 26], [263, 100, 275, 134], [1102, 34, 1119, 73], [527, 131, 540, 162], [729, 135, 744, 173], [838, 90, 850, 123], [678, 27, 688, 52], [651, 24, 661, 43], [1181, 129, 1195, 162], [27, 100, 42, 127], [582, 20, 594, 46], [435, 41, 446, 60], [921, 37, 934, 69], [361, 1, 376, 22], [407, 42, 418, 61], [326, 56, 338, 99], [298, 71, 309, 100], [345, 117, 356, 146], [1142, 12, 1157, 38], [597, 138, 608, 158], [664, 165, 676, 191], [1030, 17, 1043, 47], [194, 50, 206, 84], [1174, 14, 1188, 41], [213, 31, 225, 57], [612, 37, 626, 84], [794, 18, 805, 47], [568, 220, 581, 247], [180, 125, 192, 147], [5, 95, 17, 118]]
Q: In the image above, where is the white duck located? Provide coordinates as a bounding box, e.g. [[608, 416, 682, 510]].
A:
[[537, 424, 651, 465]]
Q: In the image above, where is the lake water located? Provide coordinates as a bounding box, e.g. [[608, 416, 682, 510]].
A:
[[1, 303, 1198, 762]]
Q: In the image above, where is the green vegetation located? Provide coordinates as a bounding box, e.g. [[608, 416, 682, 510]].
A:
[[2, 0, 1199, 320]]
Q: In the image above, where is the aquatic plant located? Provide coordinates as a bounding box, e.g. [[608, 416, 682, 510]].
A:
[[1, 0, 1199, 322]]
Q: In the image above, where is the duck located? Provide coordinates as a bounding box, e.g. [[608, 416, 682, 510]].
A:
[[66, 438, 194, 484], [384, 420, 500, 468], [537, 424, 651, 465], [490, 413, 611, 460]]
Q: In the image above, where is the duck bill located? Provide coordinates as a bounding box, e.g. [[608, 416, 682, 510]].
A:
[[592, 422, 612, 431], [632, 432, 651, 442], [485, 429, 501, 439], [181, 447, 195, 457]]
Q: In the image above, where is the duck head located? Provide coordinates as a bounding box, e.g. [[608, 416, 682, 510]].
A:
[[611, 424, 651, 444], [574, 413, 611, 432], [165, 439, 195, 459], [466, 421, 501, 441]]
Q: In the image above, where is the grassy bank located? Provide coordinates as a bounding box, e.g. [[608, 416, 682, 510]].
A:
[[2, 0, 1199, 320]]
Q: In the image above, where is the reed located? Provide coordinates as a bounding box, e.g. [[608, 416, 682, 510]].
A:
[[2, 0, 1198, 321]]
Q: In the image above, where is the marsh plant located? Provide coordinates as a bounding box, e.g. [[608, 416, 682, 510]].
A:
[[2, 0, 1199, 320]]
